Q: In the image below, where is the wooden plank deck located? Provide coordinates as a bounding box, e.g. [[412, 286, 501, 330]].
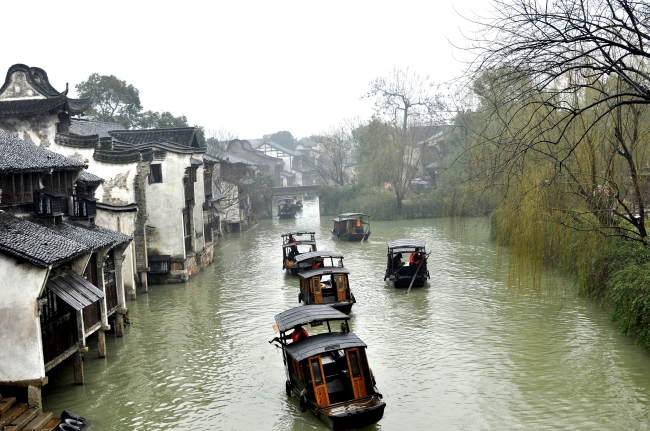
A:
[[0, 395, 60, 431]]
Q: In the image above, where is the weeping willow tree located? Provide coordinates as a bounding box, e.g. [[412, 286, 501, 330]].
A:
[[452, 65, 650, 295]]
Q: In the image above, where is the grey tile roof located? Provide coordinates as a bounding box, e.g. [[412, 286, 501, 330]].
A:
[[190, 157, 203, 166], [259, 141, 302, 156], [0, 65, 91, 116], [0, 130, 87, 173], [78, 171, 104, 183], [109, 127, 200, 148], [46, 268, 105, 310], [226, 140, 284, 166], [0, 212, 132, 267], [0, 213, 90, 266], [70, 118, 125, 138], [32, 218, 132, 250]]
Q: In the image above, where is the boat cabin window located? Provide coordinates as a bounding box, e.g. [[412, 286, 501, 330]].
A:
[[311, 358, 324, 385], [348, 349, 361, 378]]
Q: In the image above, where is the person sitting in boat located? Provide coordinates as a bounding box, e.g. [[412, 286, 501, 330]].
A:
[[392, 253, 403, 272], [273, 324, 309, 344], [311, 257, 324, 269], [287, 235, 299, 259]]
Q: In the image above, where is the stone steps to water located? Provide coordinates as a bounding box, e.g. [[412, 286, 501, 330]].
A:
[[0, 396, 59, 431]]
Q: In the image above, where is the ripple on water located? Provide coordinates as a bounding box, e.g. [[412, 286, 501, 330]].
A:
[[41, 208, 650, 430]]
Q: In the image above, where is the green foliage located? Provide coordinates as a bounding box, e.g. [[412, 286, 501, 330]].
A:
[[137, 110, 189, 129], [76, 73, 142, 128], [578, 239, 650, 349], [263, 131, 297, 149], [194, 126, 206, 146], [77, 73, 206, 142]]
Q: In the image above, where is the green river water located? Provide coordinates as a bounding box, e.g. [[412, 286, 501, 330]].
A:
[[42, 200, 650, 430]]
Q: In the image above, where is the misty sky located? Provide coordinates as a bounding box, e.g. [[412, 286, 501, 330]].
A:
[[3, 0, 489, 139]]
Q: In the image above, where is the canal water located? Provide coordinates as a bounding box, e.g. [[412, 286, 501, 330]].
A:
[[42, 200, 650, 430]]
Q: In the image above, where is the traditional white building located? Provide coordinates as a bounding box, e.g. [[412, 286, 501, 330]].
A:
[[0, 64, 217, 285], [253, 140, 304, 186], [0, 130, 131, 409]]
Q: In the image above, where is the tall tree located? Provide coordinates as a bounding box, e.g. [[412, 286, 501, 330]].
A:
[[76, 74, 142, 128], [364, 69, 446, 211], [263, 131, 298, 149], [305, 125, 355, 186], [465, 0, 650, 243]]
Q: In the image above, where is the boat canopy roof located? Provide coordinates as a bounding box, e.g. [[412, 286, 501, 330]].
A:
[[387, 239, 426, 253], [274, 305, 349, 333], [294, 250, 344, 263], [281, 241, 316, 248], [281, 230, 316, 237], [285, 332, 366, 362], [338, 212, 368, 218], [298, 267, 350, 279]]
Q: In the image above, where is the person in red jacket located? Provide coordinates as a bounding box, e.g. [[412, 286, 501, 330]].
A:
[[409, 248, 424, 275], [290, 325, 309, 343]]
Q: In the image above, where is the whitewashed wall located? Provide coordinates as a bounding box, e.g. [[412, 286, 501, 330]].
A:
[[145, 152, 188, 259], [0, 255, 48, 382]]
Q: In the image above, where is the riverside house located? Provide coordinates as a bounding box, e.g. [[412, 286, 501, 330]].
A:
[[0, 130, 132, 409], [0, 64, 216, 285]]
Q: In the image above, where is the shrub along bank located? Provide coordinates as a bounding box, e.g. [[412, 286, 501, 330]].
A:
[[319, 185, 491, 219]]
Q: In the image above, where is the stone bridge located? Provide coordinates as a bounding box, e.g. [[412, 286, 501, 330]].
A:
[[270, 185, 322, 197]]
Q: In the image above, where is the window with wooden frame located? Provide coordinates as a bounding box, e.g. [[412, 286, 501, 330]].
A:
[[46, 171, 73, 196], [1, 172, 40, 205], [149, 164, 163, 183], [188, 166, 197, 183]]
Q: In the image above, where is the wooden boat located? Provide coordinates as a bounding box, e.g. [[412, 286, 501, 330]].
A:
[[270, 305, 385, 430], [278, 197, 297, 219], [384, 239, 429, 289], [297, 265, 356, 314], [282, 230, 317, 275], [331, 213, 370, 241], [293, 195, 304, 210], [293, 250, 344, 270]]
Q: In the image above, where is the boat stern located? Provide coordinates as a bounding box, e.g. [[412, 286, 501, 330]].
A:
[[319, 396, 386, 431]]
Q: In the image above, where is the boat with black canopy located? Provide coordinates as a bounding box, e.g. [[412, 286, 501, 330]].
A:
[[384, 238, 429, 289], [278, 196, 297, 219], [293, 250, 344, 272], [269, 305, 385, 430], [297, 266, 356, 314], [331, 213, 370, 241], [282, 230, 318, 274], [293, 195, 303, 210]]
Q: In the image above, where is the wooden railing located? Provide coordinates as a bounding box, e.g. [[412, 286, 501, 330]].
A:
[[41, 312, 78, 364]]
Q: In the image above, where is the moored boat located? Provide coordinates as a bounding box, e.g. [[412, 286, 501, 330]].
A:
[[270, 305, 385, 430], [282, 230, 318, 274], [385, 239, 429, 289], [331, 213, 370, 242]]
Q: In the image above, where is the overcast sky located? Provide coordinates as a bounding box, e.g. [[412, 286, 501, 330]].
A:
[[2, 0, 489, 139]]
